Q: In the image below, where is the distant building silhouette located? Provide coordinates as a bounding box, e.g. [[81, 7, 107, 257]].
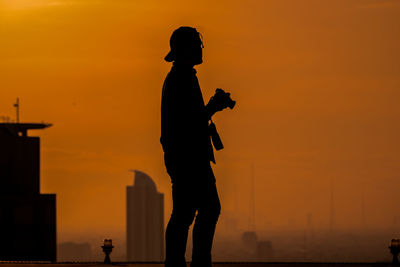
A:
[[256, 240, 273, 260], [126, 170, 164, 261], [0, 123, 56, 261], [241, 231, 258, 254], [58, 242, 92, 261]]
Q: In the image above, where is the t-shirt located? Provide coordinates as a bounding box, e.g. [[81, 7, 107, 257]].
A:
[[161, 63, 215, 164]]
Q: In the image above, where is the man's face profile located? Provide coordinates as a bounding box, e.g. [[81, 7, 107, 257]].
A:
[[190, 38, 203, 65], [176, 35, 203, 65]]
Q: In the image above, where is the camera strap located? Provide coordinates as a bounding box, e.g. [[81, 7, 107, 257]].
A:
[[209, 119, 224, 151]]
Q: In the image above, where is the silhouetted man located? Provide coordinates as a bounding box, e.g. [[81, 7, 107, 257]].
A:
[[161, 27, 233, 267]]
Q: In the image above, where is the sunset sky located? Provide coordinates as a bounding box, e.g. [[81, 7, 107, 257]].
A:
[[1, 0, 400, 244]]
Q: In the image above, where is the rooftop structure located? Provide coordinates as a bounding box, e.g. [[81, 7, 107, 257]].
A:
[[0, 122, 52, 137], [0, 121, 56, 261]]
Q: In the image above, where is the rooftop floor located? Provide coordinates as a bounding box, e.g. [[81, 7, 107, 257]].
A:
[[0, 263, 393, 267]]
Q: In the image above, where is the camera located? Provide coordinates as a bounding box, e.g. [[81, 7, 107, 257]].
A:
[[213, 88, 236, 110], [208, 88, 235, 151]]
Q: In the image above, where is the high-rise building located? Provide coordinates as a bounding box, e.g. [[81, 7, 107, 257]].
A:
[[0, 122, 56, 261], [126, 170, 164, 261]]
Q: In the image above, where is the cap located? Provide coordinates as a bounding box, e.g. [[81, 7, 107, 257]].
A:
[[165, 26, 203, 62]]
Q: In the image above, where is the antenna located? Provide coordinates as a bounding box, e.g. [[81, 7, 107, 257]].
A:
[[329, 178, 335, 232], [249, 161, 256, 231], [361, 188, 366, 229], [13, 98, 20, 123], [307, 212, 314, 238]]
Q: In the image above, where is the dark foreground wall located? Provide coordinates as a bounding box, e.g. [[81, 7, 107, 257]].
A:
[[0, 194, 56, 261]]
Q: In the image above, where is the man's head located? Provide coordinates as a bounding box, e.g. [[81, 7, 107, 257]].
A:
[[165, 26, 203, 65]]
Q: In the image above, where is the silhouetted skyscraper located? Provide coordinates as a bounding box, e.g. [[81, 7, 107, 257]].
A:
[[0, 122, 56, 261], [126, 170, 164, 261]]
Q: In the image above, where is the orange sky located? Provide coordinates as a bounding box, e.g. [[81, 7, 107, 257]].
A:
[[1, 0, 400, 243]]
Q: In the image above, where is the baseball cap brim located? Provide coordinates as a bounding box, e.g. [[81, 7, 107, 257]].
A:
[[164, 50, 175, 62]]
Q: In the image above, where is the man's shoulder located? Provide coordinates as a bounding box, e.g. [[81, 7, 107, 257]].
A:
[[163, 67, 194, 92]]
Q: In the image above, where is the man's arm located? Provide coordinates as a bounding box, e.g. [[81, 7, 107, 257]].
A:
[[205, 102, 218, 121]]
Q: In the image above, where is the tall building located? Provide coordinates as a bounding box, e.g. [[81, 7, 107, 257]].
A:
[[0, 123, 56, 261], [126, 170, 164, 261]]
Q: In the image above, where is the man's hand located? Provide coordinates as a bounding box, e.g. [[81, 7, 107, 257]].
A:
[[205, 88, 235, 119]]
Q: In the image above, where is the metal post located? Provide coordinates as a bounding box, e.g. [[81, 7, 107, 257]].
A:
[[14, 98, 20, 123]]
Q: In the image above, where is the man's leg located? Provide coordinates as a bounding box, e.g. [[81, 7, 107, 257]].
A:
[[165, 182, 197, 267], [191, 173, 221, 267]]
